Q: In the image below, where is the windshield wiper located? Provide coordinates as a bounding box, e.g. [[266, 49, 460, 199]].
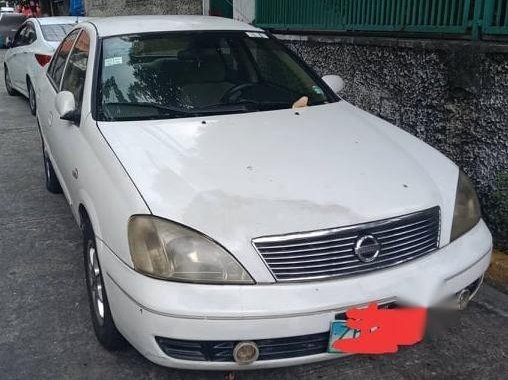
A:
[[102, 101, 252, 120], [200, 100, 292, 112]]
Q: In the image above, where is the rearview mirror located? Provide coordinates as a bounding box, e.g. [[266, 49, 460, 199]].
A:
[[322, 75, 345, 94], [56, 91, 81, 125]]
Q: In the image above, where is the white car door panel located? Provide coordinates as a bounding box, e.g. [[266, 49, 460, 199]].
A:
[[39, 29, 82, 205], [52, 29, 90, 206], [10, 21, 38, 92], [7, 24, 28, 90]]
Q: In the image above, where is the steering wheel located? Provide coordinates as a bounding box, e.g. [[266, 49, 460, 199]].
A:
[[220, 83, 256, 103]]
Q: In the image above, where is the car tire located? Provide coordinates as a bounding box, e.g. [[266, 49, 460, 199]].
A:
[[27, 79, 36, 115], [42, 147, 62, 194], [4, 66, 17, 96], [83, 218, 127, 351]]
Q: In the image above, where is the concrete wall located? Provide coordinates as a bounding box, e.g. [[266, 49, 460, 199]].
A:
[[233, 0, 255, 24], [85, 0, 202, 17], [283, 36, 508, 248]]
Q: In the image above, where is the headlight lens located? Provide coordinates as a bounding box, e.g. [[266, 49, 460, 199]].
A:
[[128, 216, 254, 284], [450, 172, 481, 242]]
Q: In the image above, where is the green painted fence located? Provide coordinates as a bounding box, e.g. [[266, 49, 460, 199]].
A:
[[482, 0, 508, 34], [255, 0, 508, 38]]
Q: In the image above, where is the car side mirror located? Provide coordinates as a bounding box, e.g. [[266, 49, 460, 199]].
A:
[[322, 75, 345, 94], [5, 38, 12, 48], [56, 91, 81, 125]]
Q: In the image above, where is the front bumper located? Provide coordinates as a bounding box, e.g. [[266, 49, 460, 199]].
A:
[[99, 220, 492, 370]]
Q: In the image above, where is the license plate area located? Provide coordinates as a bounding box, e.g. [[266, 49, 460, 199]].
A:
[[327, 320, 359, 353], [327, 301, 399, 353]]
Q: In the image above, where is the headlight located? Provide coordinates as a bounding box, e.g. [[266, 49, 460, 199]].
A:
[[128, 216, 254, 284], [450, 172, 481, 242]]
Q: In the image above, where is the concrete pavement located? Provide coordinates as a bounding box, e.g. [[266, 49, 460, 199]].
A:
[[0, 50, 507, 379]]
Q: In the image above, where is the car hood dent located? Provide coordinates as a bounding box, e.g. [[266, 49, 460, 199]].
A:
[[98, 102, 458, 282]]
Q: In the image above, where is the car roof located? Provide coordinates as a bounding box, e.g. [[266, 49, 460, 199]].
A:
[[85, 15, 261, 37], [33, 16, 88, 26]]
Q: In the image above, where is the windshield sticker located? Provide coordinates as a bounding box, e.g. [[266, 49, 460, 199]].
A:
[[104, 57, 123, 67], [246, 32, 269, 39]]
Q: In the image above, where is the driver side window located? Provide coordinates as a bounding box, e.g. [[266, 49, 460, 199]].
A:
[[47, 29, 80, 89], [25, 23, 37, 45], [61, 31, 90, 111]]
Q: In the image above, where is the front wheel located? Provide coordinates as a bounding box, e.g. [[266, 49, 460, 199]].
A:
[[28, 79, 36, 115], [4, 66, 17, 96], [43, 147, 62, 194], [83, 219, 127, 351]]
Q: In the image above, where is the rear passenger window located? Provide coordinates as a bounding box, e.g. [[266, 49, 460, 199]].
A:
[[25, 22, 36, 44], [61, 31, 90, 110], [47, 29, 80, 88], [13, 24, 29, 47]]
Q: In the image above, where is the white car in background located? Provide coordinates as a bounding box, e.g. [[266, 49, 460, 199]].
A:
[[4, 16, 84, 115], [36, 16, 492, 370]]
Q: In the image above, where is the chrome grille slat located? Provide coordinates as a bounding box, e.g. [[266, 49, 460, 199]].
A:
[[255, 235, 358, 249], [265, 253, 357, 265], [381, 233, 437, 252], [372, 216, 436, 235], [375, 221, 438, 240], [261, 246, 354, 259], [252, 207, 440, 282], [260, 240, 355, 254], [377, 226, 439, 245]]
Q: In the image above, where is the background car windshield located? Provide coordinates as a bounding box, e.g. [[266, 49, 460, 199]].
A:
[[98, 31, 334, 121], [41, 24, 74, 42]]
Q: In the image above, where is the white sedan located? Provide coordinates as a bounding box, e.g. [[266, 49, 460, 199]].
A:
[[4, 16, 84, 115], [36, 16, 492, 370]]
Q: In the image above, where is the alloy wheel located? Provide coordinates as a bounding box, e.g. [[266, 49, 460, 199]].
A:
[[5, 69, 13, 92], [44, 154, 51, 183], [29, 84, 36, 114], [87, 242, 105, 325]]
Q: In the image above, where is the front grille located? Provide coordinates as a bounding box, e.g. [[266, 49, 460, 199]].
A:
[[252, 207, 440, 282], [155, 332, 330, 362]]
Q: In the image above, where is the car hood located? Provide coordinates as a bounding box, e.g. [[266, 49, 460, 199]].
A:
[[98, 102, 458, 281]]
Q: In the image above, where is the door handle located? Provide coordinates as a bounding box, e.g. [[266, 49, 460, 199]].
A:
[[48, 112, 53, 127]]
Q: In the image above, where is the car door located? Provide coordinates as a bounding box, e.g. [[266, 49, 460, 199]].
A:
[[7, 23, 29, 89], [9, 21, 37, 92], [49, 29, 91, 205], [38, 28, 81, 205]]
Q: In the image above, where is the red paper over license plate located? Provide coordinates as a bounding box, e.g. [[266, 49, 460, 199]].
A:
[[328, 303, 427, 354]]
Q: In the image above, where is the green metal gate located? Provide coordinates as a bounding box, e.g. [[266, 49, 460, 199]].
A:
[[482, 0, 508, 34], [256, 0, 472, 34], [256, 0, 508, 38]]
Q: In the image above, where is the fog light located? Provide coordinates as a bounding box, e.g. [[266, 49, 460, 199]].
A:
[[233, 341, 259, 365]]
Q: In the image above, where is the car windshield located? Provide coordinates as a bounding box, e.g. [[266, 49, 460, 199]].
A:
[[98, 31, 336, 121], [41, 24, 74, 42]]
